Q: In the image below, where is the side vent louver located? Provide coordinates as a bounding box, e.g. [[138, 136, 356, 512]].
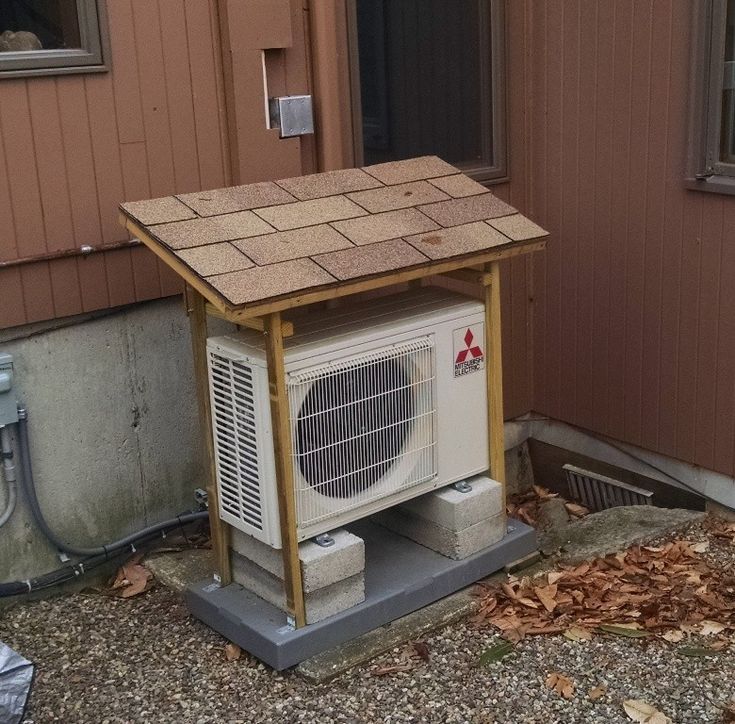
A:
[[209, 353, 264, 531], [564, 464, 653, 512]]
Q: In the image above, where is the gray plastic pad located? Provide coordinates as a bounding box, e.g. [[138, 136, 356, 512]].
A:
[[186, 519, 536, 670]]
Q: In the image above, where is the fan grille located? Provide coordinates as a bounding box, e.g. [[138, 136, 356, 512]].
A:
[[289, 338, 437, 529]]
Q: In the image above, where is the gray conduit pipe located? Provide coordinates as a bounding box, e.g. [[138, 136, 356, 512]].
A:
[[0, 426, 18, 528], [17, 407, 207, 559]]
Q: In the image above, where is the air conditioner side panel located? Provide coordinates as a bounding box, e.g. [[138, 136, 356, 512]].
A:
[[207, 341, 282, 549], [433, 311, 489, 484]]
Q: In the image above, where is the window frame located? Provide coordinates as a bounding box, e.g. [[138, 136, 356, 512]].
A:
[[687, 0, 735, 194], [346, 0, 508, 185], [0, 0, 109, 79]]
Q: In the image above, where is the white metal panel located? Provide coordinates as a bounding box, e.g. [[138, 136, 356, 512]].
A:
[[207, 345, 280, 547]]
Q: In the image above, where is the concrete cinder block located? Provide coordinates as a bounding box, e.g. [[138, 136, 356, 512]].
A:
[[374, 508, 506, 560], [230, 528, 364, 593], [398, 476, 503, 531], [231, 551, 365, 624]]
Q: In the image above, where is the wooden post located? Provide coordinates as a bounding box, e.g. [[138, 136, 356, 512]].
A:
[[484, 262, 506, 495], [187, 286, 232, 584], [264, 312, 307, 628]]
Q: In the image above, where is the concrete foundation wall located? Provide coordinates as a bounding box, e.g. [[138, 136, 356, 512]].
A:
[[0, 297, 232, 581]]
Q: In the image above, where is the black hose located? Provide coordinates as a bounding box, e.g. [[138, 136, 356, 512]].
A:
[[11, 407, 207, 565], [0, 515, 206, 598]]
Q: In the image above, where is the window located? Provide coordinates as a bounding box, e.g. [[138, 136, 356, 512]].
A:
[[690, 0, 735, 192], [720, 0, 735, 166], [349, 0, 506, 183], [0, 1, 107, 78]]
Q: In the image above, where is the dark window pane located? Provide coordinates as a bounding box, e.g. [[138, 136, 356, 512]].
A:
[[356, 0, 492, 168], [722, 0, 735, 163], [0, 1, 81, 53]]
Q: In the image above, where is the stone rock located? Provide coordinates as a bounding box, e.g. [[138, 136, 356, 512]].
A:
[[555, 505, 705, 563]]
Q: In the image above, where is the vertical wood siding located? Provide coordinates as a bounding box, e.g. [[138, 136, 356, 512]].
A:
[[527, 0, 735, 477], [0, 0, 228, 328]]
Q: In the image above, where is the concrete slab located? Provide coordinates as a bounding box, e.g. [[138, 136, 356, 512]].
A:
[[297, 586, 477, 683], [548, 505, 706, 563], [146, 549, 215, 593], [185, 519, 536, 670]]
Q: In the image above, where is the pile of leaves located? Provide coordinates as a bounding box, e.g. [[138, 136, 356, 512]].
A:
[[475, 537, 735, 646], [507, 485, 589, 528], [708, 516, 735, 544]]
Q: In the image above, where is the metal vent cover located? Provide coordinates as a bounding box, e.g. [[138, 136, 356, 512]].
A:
[[564, 464, 653, 512], [209, 352, 264, 531]]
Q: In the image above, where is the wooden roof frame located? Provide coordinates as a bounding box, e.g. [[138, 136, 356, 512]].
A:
[[118, 161, 546, 631]]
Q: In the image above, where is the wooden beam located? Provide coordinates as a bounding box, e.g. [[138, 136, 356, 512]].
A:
[[484, 261, 506, 494], [204, 303, 295, 336], [439, 267, 492, 286], [187, 286, 232, 584], [264, 312, 306, 628], [231, 240, 546, 320], [119, 213, 230, 314]]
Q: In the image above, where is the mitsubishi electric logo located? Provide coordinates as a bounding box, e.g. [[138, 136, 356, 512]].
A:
[[453, 324, 485, 377]]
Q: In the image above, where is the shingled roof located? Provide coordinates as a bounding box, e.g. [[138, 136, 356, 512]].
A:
[[119, 156, 547, 309]]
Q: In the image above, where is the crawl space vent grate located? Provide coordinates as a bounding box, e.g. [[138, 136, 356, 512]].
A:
[[563, 464, 653, 512]]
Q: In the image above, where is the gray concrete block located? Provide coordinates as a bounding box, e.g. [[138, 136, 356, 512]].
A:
[[299, 532, 365, 592], [230, 528, 285, 579], [230, 528, 364, 593], [231, 551, 365, 624], [374, 508, 506, 560], [397, 476, 503, 531]]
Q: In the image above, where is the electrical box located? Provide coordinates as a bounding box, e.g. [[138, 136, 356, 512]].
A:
[[268, 95, 314, 138], [0, 353, 18, 425]]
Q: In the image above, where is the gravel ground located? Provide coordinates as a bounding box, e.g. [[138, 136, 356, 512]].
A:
[[2, 520, 734, 724]]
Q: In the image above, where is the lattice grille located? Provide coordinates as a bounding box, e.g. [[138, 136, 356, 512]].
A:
[[564, 464, 653, 512], [209, 353, 264, 530], [288, 338, 437, 529]]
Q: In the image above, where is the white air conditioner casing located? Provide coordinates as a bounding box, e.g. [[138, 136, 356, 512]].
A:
[[207, 288, 489, 548]]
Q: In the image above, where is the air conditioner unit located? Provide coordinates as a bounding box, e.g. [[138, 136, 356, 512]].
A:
[[206, 287, 489, 548]]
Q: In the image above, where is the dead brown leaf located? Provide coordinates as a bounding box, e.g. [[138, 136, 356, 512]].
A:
[[546, 672, 575, 699], [109, 554, 153, 599], [588, 685, 607, 701], [721, 699, 735, 723], [224, 643, 241, 661], [565, 502, 590, 518], [533, 485, 558, 500], [371, 663, 414, 676], [413, 641, 430, 662], [534, 584, 558, 613], [476, 525, 735, 644], [564, 626, 593, 642], [700, 620, 726, 636], [623, 699, 672, 723]]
